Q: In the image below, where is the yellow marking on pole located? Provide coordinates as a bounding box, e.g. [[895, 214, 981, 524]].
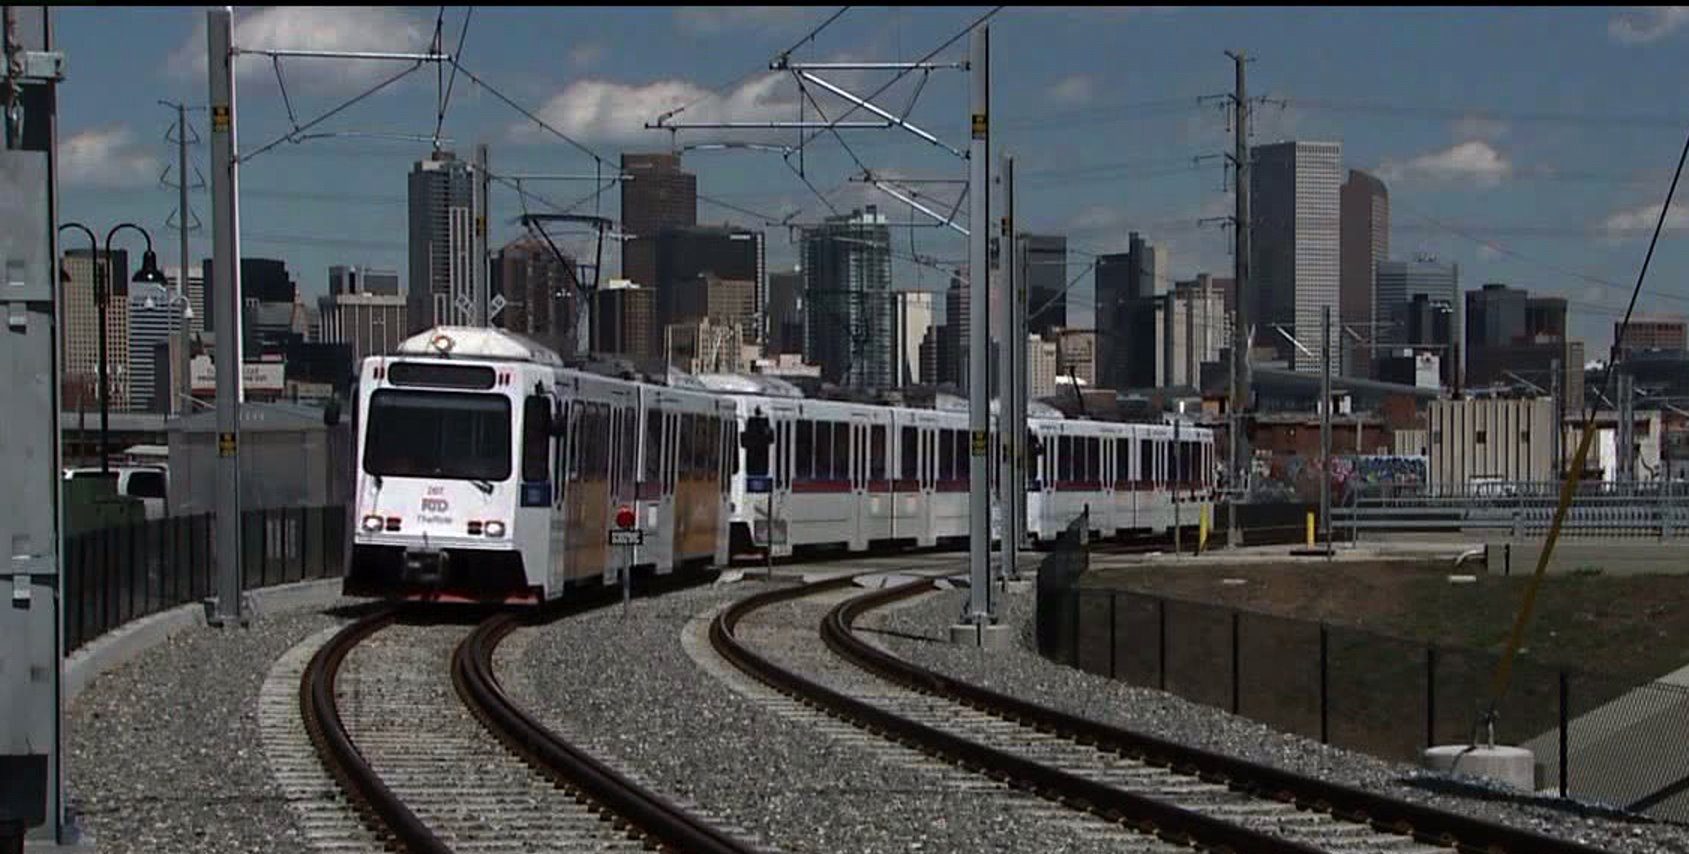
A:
[[1199, 505, 1210, 553], [1306, 510, 1315, 547], [1489, 421, 1599, 710], [211, 105, 230, 132], [970, 430, 988, 456]]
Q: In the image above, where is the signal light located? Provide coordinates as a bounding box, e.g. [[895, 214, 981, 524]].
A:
[[615, 505, 636, 530]]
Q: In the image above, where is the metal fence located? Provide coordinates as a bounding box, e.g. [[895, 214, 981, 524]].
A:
[[63, 505, 347, 652], [1338, 479, 1689, 540], [1039, 557, 1689, 823]]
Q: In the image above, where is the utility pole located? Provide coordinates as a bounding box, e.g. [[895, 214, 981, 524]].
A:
[[963, 24, 993, 631], [2, 4, 67, 843], [473, 142, 490, 327], [1618, 367, 1635, 483], [1321, 304, 1333, 554], [207, 6, 244, 627], [1224, 50, 1252, 548], [999, 152, 1019, 583], [160, 100, 196, 415], [1550, 357, 1562, 480]]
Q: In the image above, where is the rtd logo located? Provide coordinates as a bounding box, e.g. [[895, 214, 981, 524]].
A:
[[421, 498, 450, 513]]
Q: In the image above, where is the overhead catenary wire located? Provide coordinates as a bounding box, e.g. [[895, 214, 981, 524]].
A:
[[433, 6, 474, 151]]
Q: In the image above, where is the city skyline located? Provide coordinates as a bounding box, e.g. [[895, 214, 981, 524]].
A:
[[47, 6, 1689, 357]]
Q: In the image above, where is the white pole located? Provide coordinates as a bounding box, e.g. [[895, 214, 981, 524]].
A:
[[965, 25, 991, 625]]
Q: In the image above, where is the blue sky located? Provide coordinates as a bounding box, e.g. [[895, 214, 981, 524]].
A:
[[47, 5, 1689, 355]]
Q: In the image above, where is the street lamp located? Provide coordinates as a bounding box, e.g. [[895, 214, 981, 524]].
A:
[[140, 283, 196, 417], [58, 221, 167, 475]]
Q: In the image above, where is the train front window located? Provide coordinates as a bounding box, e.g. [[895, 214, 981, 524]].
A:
[[363, 390, 512, 481]]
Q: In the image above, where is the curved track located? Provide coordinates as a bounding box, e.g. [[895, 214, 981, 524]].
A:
[[712, 574, 1614, 854], [303, 604, 756, 853]]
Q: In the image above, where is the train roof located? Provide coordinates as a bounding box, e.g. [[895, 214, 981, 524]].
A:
[[694, 373, 806, 398], [393, 326, 564, 366]]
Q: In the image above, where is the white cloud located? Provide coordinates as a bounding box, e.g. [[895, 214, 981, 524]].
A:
[[673, 7, 808, 35], [1599, 201, 1689, 238], [516, 74, 794, 143], [1451, 115, 1508, 142], [168, 7, 431, 93], [1610, 6, 1689, 43], [1048, 74, 1095, 106], [1377, 140, 1512, 187], [1476, 243, 1503, 262], [59, 126, 161, 189], [568, 43, 606, 70]]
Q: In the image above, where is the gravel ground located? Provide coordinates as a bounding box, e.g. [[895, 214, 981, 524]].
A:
[[865, 581, 1689, 854], [66, 599, 370, 854], [505, 577, 1173, 854]]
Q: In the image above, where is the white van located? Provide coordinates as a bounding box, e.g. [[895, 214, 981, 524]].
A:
[[62, 465, 169, 520]]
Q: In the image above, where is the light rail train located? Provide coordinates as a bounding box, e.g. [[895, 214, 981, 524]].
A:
[[343, 327, 1214, 604]]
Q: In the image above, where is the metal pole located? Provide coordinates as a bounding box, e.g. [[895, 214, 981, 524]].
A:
[[208, 6, 244, 626], [1174, 414, 1182, 555], [95, 253, 108, 474], [176, 102, 191, 415], [999, 151, 1017, 584], [1321, 304, 1332, 552], [1550, 357, 1562, 480], [1014, 224, 1028, 574], [965, 24, 991, 625], [1226, 50, 1251, 549]]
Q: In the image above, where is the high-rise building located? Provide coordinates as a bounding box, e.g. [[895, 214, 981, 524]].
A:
[[1168, 278, 1231, 388], [1401, 293, 1456, 388], [1378, 254, 1459, 349], [201, 256, 293, 335], [319, 265, 408, 365], [593, 279, 656, 360], [162, 264, 207, 335], [1251, 140, 1343, 373], [767, 268, 805, 356], [1054, 328, 1096, 387], [62, 249, 131, 410], [493, 236, 579, 355], [1617, 315, 1688, 356], [1465, 282, 1583, 409], [653, 225, 762, 334], [407, 149, 475, 333], [1028, 334, 1059, 399], [803, 206, 893, 389], [1097, 232, 1170, 390], [1340, 169, 1389, 376], [1025, 234, 1068, 336], [330, 264, 400, 296], [670, 273, 757, 329], [620, 152, 698, 289], [127, 291, 174, 411], [891, 290, 935, 388], [918, 326, 941, 387]]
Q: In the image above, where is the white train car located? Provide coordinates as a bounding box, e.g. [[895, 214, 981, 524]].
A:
[[711, 379, 1216, 554], [344, 327, 734, 604]]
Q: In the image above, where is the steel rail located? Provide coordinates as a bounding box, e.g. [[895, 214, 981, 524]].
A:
[[453, 613, 757, 854], [826, 579, 1618, 854], [300, 609, 450, 854], [710, 577, 1325, 853]]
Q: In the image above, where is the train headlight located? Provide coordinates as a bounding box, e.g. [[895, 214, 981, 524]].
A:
[[361, 514, 384, 533], [483, 520, 506, 538]]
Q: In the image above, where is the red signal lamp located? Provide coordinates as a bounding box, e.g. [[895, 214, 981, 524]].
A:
[[615, 505, 636, 530]]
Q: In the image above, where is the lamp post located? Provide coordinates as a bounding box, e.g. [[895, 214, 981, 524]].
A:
[[57, 222, 167, 474], [140, 283, 195, 415]]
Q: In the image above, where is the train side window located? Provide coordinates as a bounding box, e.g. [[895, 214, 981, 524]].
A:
[[1058, 436, 1073, 483], [810, 421, 830, 481], [900, 426, 916, 481], [643, 410, 661, 485], [796, 420, 814, 480], [938, 429, 954, 481], [678, 414, 695, 480], [870, 425, 886, 482], [833, 422, 851, 481], [1136, 438, 1150, 487], [1086, 438, 1100, 483]]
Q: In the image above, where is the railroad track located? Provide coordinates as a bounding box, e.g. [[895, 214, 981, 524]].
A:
[[711, 574, 1614, 854], [300, 605, 756, 853]]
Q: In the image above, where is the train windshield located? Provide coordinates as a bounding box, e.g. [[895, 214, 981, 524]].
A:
[[363, 389, 512, 481]]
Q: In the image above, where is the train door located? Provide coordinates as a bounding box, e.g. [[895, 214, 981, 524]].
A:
[[847, 418, 866, 550], [657, 407, 680, 572], [766, 413, 795, 558]]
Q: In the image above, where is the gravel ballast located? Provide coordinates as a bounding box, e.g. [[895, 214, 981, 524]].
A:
[[504, 576, 1177, 853], [66, 601, 367, 854], [865, 581, 1689, 854]]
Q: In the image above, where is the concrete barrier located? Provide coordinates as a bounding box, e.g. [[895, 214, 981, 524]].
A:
[[63, 578, 350, 707]]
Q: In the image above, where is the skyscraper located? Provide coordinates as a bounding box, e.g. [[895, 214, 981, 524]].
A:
[[407, 149, 474, 333], [320, 265, 408, 365], [494, 236, 579, 355], [652, 225, 762, 335], [620, 152, 697, 289], [593, 279, 656, 360], [891, 290, 935, 388], [1466, 282, 1582, 409], [1251, 140, 1343, 373], [62, 249, 131, 410], [1340, 169, 1389, 376], [803, 206, 893, 389], [767, 268, 805, 356], [1099, 232, 1169, 390], [127, 291, 173, 411], [1025, 234, 1068, 336], [1375, 257, 1457, 347]]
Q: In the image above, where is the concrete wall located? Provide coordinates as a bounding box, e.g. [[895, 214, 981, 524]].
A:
[[1428, 397, 1554, 489]]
